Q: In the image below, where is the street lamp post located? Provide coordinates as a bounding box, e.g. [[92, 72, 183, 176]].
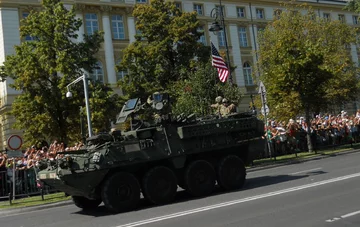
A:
[[209, 0, 232, 84], [66, 71, 93, 138]]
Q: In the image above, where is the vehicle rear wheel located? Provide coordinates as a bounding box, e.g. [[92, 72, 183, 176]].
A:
[[142, 166, 177, 205], [101, 172, 140, 213], [217, 155, 246, 191], [184, 160, 216, 197], [72, 196, 102, 210]]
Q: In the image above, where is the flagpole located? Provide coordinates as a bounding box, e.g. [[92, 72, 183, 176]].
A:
[[218, 0, 232, 84]]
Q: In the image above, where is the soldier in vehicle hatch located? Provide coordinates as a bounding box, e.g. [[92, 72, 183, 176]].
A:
[[211, 96, 223, 116], [219, 98, 236, 117]]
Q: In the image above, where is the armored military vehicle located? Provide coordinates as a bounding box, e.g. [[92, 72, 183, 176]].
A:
[[38, 92, 265, 213]]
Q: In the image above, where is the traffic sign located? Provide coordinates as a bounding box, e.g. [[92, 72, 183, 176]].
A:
[[258, 81, 266, 94], [261, 105, 270, 116], [7, 150, 23, 158], [258, 81, 267, 105], [7, 134, 23, 150]]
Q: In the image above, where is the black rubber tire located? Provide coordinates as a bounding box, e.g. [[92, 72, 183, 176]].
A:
[[142, 166, 178, 205], [72, 196, 102, 210], [101, 172, 140, 213], [184, 160, 216, 197], [217, 155, 246, 191]]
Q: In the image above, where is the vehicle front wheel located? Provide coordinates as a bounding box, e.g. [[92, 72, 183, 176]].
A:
[[101, 172, 140, 213]]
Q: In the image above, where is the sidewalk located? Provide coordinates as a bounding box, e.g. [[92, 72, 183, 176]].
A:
[[247, 146, 360, 172]]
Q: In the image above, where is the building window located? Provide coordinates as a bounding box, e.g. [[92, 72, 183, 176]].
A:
[[237, 7, 246, 18], [174, 2, 182, 10], [218, 30, 225, 47], [90, 61, 104, 83], [238, 27, 248, 47], [136, 0, 147, 3], [243, 62, 253, 85], [22, 13, 35, 41], [85, 13, 99, 35], [116, 59, 128, 81], [338, 14, 345, 23], [193, 4, 203, 15], [111, 15, 125, 40], [353, 15, 359, 25], [323, 13, 330, 21], [256, 9, 264, 19], [197, 26, 206, 45]]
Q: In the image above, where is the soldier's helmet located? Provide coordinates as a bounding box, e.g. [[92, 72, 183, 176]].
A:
[[222, 98, 228, 103], [215, 96, 223, 103]]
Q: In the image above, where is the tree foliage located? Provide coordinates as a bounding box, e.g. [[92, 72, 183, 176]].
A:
[[345, 0, 360, 13], [117, 0, 210, 101], [257, 2, 360, 151], [3, 0, 119, 146], [171, 62, 243, 116], [257, 3, 360, 122]]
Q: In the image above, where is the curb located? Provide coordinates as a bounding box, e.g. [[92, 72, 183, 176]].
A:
[[247, 148, 360, 173], [0, 199, 73, 216]]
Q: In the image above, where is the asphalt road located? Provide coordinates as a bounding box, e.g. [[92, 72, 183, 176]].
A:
[[1, 151, 360, 227]]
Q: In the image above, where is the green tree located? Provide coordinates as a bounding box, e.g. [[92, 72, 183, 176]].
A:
[[89, 82, 122, 135], [345, 0, 360, 12], [3, 0, 112, 146], [171, 62, 243, 116], [117, 0, 209, 101], [257, 3, 360, 152]]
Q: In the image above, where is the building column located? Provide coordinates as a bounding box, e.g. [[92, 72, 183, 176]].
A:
[[248, 24, 258, 70], [127, 16, 136, 43], [0, 8, 22, 150], [229, 24, 244, 87], [351, 44, 359, 67], [73, 4, 85, 42], [75, 13, 85, 42], [102, 12, 117, 84]]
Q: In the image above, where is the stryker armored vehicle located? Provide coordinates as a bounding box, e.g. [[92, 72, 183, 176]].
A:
[[38, 92, 265, 213]]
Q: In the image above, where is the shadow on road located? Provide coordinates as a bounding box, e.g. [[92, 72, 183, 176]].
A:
[[244, 174, 307, 190], [74, 171, 326, 217]]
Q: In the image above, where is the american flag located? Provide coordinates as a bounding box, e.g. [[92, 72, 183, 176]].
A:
[[211, 41, 229, 83]]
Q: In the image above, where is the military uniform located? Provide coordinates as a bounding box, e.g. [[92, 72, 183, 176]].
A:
[[219, 98, 236, 117], [211, 96, 223, 115]]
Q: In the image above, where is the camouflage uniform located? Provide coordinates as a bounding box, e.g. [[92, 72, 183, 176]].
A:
[[210, 96, 223, 115], [219, 98, 236, 117]]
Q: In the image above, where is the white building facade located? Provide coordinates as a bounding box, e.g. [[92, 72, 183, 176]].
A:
[[0, 0, 358, 149]]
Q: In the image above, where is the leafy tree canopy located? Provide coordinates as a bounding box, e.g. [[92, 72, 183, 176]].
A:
[[171, 62, 243, 116], [345, 0, 360, 12], [257, 2, 360, 123], [117, 0, 210, 102], [3, 0, 120, 146]]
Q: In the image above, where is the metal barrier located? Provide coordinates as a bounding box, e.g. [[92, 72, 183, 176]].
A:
[[0, 168, 57, 202], [0, 170, 11, 200]]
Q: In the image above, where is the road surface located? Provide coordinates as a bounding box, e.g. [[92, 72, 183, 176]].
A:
[[1, 151, 360, 227]]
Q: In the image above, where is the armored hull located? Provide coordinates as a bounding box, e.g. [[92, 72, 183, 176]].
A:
[[38, 97, 265, 213]]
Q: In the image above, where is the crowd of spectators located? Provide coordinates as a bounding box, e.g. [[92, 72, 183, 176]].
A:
[[0, 140, 84, 172], [265, 110, 360, 156], [0, 140, 84, 197]]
